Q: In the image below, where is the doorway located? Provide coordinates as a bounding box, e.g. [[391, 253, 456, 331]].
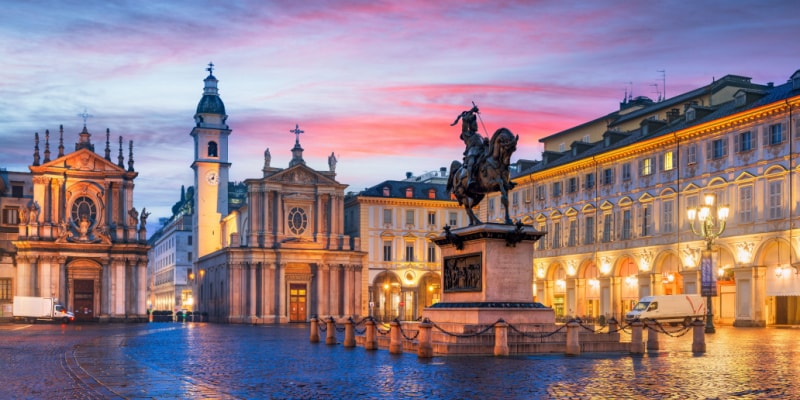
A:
[[289, 283, 307, 322], [73, 279, 94, 321]]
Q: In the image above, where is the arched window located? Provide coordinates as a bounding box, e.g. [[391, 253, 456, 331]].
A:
[[207, 141, 218, 157]]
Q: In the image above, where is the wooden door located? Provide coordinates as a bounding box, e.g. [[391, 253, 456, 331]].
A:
[[73, 279, 95, 321], [289, 284, 307, 322]]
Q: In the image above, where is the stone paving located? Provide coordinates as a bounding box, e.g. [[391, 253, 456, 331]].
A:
[[1, 321, 798, 399]]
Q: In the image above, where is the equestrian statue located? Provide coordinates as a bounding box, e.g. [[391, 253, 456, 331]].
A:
[[446, 104, 518, 226]]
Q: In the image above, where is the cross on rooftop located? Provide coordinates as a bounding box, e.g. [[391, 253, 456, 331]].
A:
[[206, 62, 214, 75], [290, 124, 304, 144], [78, 108, 93, 127]]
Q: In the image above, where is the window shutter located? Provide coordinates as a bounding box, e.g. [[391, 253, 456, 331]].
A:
[[763, 126, 769, 146], [795, 118, 800, 139], [706, 141, 712, 160], [782, 123, 788, 142], [723, 137, 729, 157], [734, 134, 740, 153], [638, 159, 643, 175]]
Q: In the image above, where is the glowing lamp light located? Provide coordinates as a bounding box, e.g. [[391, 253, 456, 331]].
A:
[[588, 278, 599, 288], [687, 208, 697, 221], [556, 279, 566, 289], [599, 263, 611, 275], [625, 275, 637, 286], [383, 283, 389, 290]]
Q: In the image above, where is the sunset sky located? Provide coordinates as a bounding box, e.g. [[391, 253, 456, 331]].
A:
[[1, 1, 798, 228]]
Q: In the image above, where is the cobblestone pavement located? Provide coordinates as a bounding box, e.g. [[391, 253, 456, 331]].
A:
[[1, 321, 798, 399]]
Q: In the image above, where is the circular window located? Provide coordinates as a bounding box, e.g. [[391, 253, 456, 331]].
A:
[[287, 207, 308, 236], [71, 196, 97, 222]]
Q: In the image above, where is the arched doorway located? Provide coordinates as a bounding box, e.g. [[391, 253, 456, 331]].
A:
[[67, 259, 102, 321], [618, 257, 638, 318], [419, 272, 441, 311], [657, 253, 682, 295], [372, 272, 401, 323], [583, 263, 600, 320], [763, 240, 800, 325], [552, 265, 567, 319]]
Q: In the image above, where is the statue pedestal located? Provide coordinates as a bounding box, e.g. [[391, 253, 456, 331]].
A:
[[421, 223, 555, 354]]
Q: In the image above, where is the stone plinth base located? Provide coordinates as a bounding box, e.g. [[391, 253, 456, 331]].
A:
[[423, 302, 554, 325]]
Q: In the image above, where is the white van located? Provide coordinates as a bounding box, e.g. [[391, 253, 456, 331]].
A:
[[624, 294, 706, 326]]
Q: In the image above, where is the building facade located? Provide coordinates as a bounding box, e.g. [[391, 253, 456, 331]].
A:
[[344, 169, 466, 321], [0, 125, 150, 321], [190, 67, 366, 323], [147, 213, 193, 312], [492, 69, 800, 327]]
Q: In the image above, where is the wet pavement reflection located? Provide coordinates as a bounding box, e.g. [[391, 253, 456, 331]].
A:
[[1, 322, 797, 399]]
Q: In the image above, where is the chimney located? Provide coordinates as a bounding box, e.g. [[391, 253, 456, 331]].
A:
[[406, 171, 413, 179], [440, 167, 447, 176]]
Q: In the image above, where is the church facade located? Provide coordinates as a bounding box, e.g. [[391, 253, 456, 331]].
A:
[[191, 67, 366, 323], [0, 124, 150, 321]]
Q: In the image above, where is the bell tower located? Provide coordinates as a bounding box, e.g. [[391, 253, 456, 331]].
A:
[[191, 63, 230, 259]]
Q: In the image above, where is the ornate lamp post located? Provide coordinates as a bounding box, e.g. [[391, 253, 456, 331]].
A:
[[687, 194, 729, 333]]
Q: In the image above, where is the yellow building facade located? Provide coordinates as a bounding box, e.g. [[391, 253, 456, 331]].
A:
[[492, 69, 800, 327]]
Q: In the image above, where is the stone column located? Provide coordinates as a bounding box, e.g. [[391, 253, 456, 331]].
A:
[[630, 321, 645, 354], [343, 265, 354, 316], [343, 319, 356, 348], [389, 320, 402, 354], [58, 257, 67, 306], [16, 256, 31, 297], [691, 319, 706, 353], [364, 319, 377, 350], [309, 317, 320, 343], [278, 263, 286, 322], [418, 319, 433, 358], [318, 264, 330, 317], [646, 321, 661, 351], [249, 262, 257, 322], [354, 265, 363, 317], [265, 264, 275, 320], [493, 321, 509, 356], [39, 256, 52, 298], [329, 264, 341, 317], [565, 320, 581, 356], [137, 258, 147, 316], [248, 186, 259, 247]]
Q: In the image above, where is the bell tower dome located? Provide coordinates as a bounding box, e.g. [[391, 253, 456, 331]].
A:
[[191, 63, 231, 259]]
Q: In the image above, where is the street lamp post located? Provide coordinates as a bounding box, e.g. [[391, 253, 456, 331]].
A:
[[687, 194, 729, 334]]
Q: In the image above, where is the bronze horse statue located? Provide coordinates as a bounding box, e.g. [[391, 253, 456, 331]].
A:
[[447, 127, 518, 225]]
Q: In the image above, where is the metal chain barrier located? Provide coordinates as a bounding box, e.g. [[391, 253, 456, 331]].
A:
[[429, 320, 499, 338], [506, 321, 566, 339], [646, 319, 693, 338], [396, 319, 420, 341]]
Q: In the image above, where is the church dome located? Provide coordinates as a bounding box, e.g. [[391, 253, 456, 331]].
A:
[[196, 93, 226, 115], [195, 69, 226, 115]]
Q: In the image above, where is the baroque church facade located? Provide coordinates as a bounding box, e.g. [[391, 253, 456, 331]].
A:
[[0, 124, 150, 321], [190, 67, 367, 323]]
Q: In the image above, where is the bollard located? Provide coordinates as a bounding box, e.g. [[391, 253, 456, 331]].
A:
[[630, 321, 645, 354], [607, 317, 618, 333], [343, 319, 356, 348], [493, 320, 509, 356], [417, 319, 433, 358], [565, 321, 581, 356], [646, 320, 661, 351], [364, 319, 377, 350], [326, 317, 337, 345], [691, 319, 706, 353], [389, 320, 403, 354], [309, 317, 320, 343]]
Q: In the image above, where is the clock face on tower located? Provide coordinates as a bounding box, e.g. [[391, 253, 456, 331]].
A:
[[205, 171, 219, 186]]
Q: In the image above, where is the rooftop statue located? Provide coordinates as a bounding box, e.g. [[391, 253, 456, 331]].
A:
[[446, 104, 518, 226]]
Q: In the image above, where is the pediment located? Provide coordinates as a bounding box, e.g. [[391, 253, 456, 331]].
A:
[[659, 187, 676, 197], [581, 204, 596, 213], [39, 149, 125, 174], [265, 164, 338, 186], [564, 207, 578, 217], [618, 196, 633, 207], [600, 200, 614, 210], [638, 192, 654, 202], [549, 209, 562, 219], [734, 171, 756, 181], [534, 212, 547, 222], [682, 182, 700, 192]]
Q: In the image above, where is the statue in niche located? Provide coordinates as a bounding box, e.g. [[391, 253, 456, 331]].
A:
[[446, 104, 518, 225], [18, 207, 27, 225], [28, 201, 40, 224], [128, 207, 138, 227]]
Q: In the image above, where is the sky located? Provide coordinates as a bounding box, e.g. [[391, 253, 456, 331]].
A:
[[1, 0, 799, 231]]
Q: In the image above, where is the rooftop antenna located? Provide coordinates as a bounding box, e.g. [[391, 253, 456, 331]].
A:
[[650, 83, 662, 102], [658, 69, 666, 100], [627, 82, 633, 101]]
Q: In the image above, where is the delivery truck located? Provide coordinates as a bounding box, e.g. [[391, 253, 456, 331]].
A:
[[624, 294, 706, 326], [12, 296, 74, 324]]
